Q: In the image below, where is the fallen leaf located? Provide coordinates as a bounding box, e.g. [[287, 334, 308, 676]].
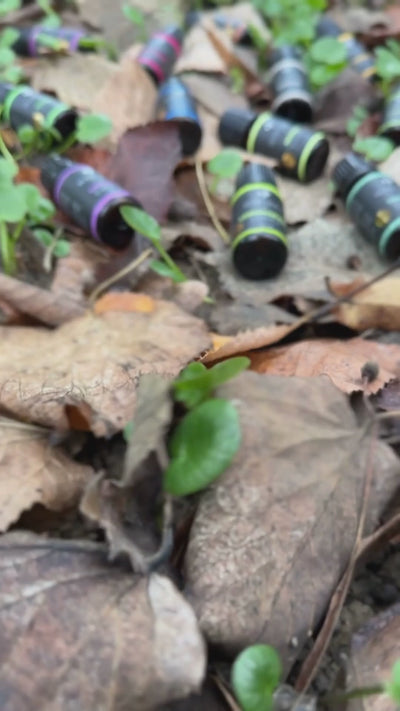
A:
[[180, 73, 248, 117], [208, 302, 296, 336], [175, 25, 227, 75], [330, 277, 400, 331], [92, 56, 157, 145], [94, 292, 156, 314], [249, 338, 400, 394], [0, 422, 92, 532], [50, 240, 106, 321], [202, 323, 296, 364], [0, 532, 206, 710], [106, 122, 182, 220], [32, 54, 157, 144], [0, 272, 85, 326], [201, 216, 384, 307], [184, 372, 400, 671], [0, 300, 210, 435], [202, 18, 259, 82], [314, 68, 376, 134], [347, 604, 400, 711], [122, 374, 172, 483]]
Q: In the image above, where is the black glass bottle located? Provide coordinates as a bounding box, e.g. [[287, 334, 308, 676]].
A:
[[158, 77, 202, 155], [137, 25, 183, 86], [231, 163, 287, 279], [268, 45, 313, 123], [12, 25, 89, 57], [0, 82, 77, 141], [219, 108, 329, 183], [41, 155, 141, 250], [332, 152, 400, 260]]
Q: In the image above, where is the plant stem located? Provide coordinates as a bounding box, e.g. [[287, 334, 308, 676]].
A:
[[195, 158, 230, 246], [0, 221, 16, 275], [151, 239, 186, 282], [0, 131, 16, 167], [11, 218, 25, 243], [322, 684, 384, 706]]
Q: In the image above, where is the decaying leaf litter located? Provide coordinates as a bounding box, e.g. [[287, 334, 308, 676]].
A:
[[2, 0, 400, 709]]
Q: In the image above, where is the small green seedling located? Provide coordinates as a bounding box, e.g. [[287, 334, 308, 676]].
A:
[[347, 104, 368, 138], [75, 114, 112, 144], [120, 206, 187, 283], [16, 113, 112, 157], [0, 27, 24, 83], [252, 0, 326, 46], [207, 148, 243, 196], [122, 4, 147, 42], [164, 397, 241, 496], [232, 644, 282, 711], [174, 357, 250, 409], [32, 227, 71, 259], [353, 135, 395, 162], [306, 36, 347, 89], [385, 659, 400, 705], [36, 0, 61, 28]]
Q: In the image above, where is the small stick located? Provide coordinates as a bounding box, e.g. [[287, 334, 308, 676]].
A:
[[88, 248, 153, 304], [195, 158, 231, 246]]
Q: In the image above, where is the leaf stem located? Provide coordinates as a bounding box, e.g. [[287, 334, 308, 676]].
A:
[[0, 220, 16, 275], [150, 237, 186, 282], [195, 158, 231, 246]]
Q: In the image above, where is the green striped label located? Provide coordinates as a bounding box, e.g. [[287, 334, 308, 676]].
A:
[[2, 86, 26, 121], [345, 171, 381, 208], [237, 208, 285, 225], [232, 226, 287, 250], [284, 125, 301, 146], [297, 131, 325, 182], [231, 181, 280, 205], [246, 112, 271, 153]]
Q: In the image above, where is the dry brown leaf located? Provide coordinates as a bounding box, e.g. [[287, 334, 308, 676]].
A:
[[175, 25, 227, 75], [347, 605, 400, 711], [50, 240, 106, 319], [0, 422, 92, 532], [331, 277, 400, 331], [184, 372, 400, 670], [180, 74, 248, 117], [202, 323, 296, 363], [200, 217, 383, 307], [94, 292, 156, 314], [0, 299, 210, 435], [249, 338, 400, 394], [0, 272, 85, 326], [202, 18, 259, 82], [32, 54, 157, 144], [0, 532, 206, 710]]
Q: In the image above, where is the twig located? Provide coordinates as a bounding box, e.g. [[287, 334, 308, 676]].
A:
[[295, 425, 378, 692], [211, 673, 242, 711], [88, 248, 153, 304], [195, 158, 231, 246]]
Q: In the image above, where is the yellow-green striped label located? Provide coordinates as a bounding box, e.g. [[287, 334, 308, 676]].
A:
[[297, 131, 325, 182], [237, 208, 285, 225], [232, 226, 287, 250], [231, 181, 280, 205], [246, 112, 271, 153]]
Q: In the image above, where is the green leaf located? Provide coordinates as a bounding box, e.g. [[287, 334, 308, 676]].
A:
[[346, 106, 368, 138], [353, 136, 395, 162], [164, 398, 241, 496], [174, 357, 250, 409], [122, 4, 145, 26], [0, 46, 15, 67], [0, 0, 21, 16], [1, 63, 24, 83], [33, 227, 53, 247], [0, 28, 19, 47], [120, 205, 161, 241], [207, 149, 243, 179], [385, 659, 400, 703], [375, 47, 400, 81], [232, 645, 282, 711], [0, 185, 27, 222], [53, 239, 70, 257], [76, 113, 112, 144], [17, 124, 37, 145], [0, 158, 18, 183], [309, 62, 344, 88], [150, 259, 184, 282], [310, 37, 347, 65]]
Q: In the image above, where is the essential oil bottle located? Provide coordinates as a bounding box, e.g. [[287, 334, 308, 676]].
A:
[[219, 108, 329, 183], [158, 77, 202, 155], [332, 152, 400, 260], [0, 82, 77, 140], [12, 25, 89, 57], [379, 83, 400, 145], [137, 25, 183, 86], [230, 162, 288, 279], [268, 45, 313, 124], [40, 155, 141, 250], [316, 16, 376, 82]]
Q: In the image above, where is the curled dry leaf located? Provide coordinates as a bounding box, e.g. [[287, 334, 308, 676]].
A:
[[184, 372, 400, 671], [330, 277, 400, 331], [0, 298, 210, 435], [0, 272, 85, 326], [0, 421, 92, 532], [0, 532, 206, 710], [249, 338, 400, 394], [202, 323, 296, 364], [347, 604, 400, 711]]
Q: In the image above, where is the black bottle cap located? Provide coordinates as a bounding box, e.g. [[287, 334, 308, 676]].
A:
[[162, 24, 184, 45], [316, 16, 341, 38], [219, 108, 257, 147], [269, 45, 303, 63], [235, 162, 277, 189], [332, 153, 373, 199], [233, 235, 287, 280]]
